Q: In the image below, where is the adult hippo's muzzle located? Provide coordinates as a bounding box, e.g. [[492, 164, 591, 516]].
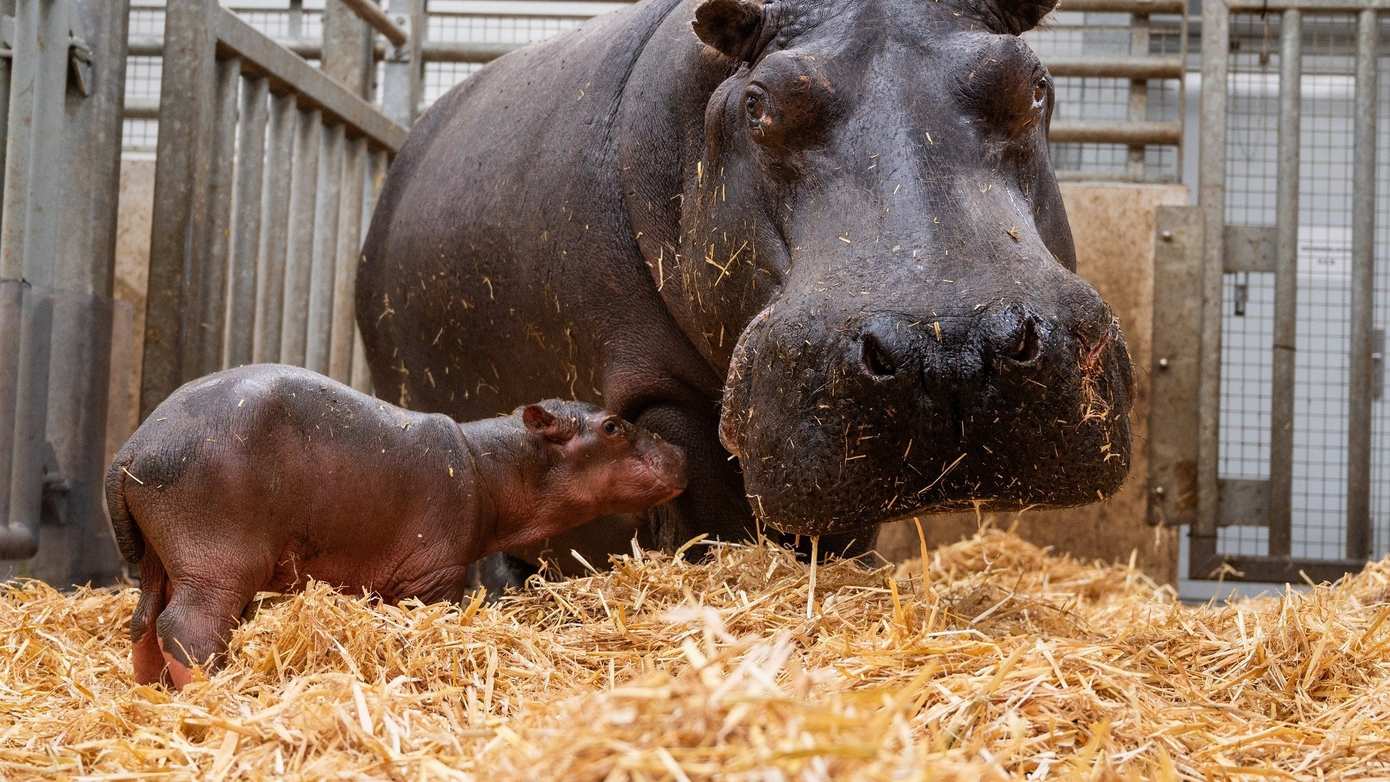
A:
[[719, 261, 1134, 536]]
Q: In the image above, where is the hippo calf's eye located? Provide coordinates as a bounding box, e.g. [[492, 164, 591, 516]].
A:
[[1031, 79, 1048, 109], [603, 419, 621, 436], [744, 88, 768, 125]]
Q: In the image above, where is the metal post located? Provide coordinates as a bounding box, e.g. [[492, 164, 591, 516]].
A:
[[323, 0, 375, 98], [1268, 9, 1301, 559], [330, 136, 367, 383], [281, 108, 322, 367], [306, 122, 344, 375], [199, 57, 240, 377], [254, 93, 295, 364], [0, 0, 70, 560], [351, 148, 390, 394], [382, 0, 424, 127], [1192, 0, 1229, 571], [36, 0, 132, 582], [141, 0, 218, 420], [1346, 8, 1379, 561], [1127, 12, 1150, 179], [228, 76, 269, 368]]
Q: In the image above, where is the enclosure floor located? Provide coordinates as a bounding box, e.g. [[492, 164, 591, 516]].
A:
[[2, 527, 1388, 780]]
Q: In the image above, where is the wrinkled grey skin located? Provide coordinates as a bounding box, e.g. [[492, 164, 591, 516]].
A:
[[357, 0, 1133, 573]]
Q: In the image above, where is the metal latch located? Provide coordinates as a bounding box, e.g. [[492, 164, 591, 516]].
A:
[[1375, 328, 1385, 401]]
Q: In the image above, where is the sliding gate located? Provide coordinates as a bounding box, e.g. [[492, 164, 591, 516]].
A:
[[1153, 0, 1389, 583]]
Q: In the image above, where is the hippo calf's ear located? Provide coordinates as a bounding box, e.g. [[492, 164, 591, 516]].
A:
[[523, 404, 573, 444], [693, 0, 763, 60], [964, 0, 1059, 34]]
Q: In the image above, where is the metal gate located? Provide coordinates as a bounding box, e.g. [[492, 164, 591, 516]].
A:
[[138, 0, 415, 419], [0, 0, 130, 584], [1152, 0, 1389, 582]]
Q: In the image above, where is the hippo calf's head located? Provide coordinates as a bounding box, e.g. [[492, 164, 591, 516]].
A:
[[671, 0, 1134, 534], [517, 401, 689, 517]]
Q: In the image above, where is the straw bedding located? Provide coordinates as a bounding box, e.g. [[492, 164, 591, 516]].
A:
[[3, 527, 1390, 780]]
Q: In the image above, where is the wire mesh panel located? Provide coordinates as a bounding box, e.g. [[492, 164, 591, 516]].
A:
[[1214, 11, 1390, 568]]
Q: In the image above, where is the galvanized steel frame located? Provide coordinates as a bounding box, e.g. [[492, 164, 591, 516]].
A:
[[1182, 0, 1384, 583]]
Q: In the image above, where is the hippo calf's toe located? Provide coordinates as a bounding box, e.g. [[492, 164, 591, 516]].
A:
[[105, 364, 686, 687]]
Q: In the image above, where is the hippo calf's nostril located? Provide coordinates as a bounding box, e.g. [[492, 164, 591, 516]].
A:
[[859, 331, 898, 378], [1004, 317, 1042, 365]]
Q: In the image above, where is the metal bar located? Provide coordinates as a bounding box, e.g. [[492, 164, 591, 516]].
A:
[[280, 108, 321, 367], [382, 0, 424, 127], [198, 56, 240, 377], [1346, 7, 1378, 561], [1048, 120, 1182, 145], [1227, 0, 1390, 10], [1127, 13, 1151, 179], [211, 6, 408, 152], [1192, 555, 1366, 584], [142, 0, 218, 420], [336, 0, 408, 48], [330, 136, 367, 383], [1268, 9, 1302, 559], [126, 34, 385, 61], [306, 122, 344, 375], [36, 0, 133, 583], [1059, 0, 1185, 11], [253, 93, 295, 365], [228, 75, 269, 368], [1191, 0, 1229, 573], [350, 148, 390, 394], [1043, 56, 1184, 81], [323, 0, 375, 99]]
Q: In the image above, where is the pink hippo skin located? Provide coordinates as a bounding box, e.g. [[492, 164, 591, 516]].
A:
[[105, 364, 686, 687]]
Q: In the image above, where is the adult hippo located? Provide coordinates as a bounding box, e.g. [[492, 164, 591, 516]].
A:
[[356, 0, 1134, 576]]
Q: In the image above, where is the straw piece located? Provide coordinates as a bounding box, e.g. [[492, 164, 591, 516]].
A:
[[2, 529, 1389, 780]]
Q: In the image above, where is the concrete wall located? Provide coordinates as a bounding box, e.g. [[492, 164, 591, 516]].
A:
[[875, 182, 1188, 584]]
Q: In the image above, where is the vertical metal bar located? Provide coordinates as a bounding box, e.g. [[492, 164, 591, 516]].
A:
[[141, 0, 217, 420], [382, 0, 424, 127], [1346, 8, 1379, 562], [1268, 9, 1301, 560], [0, 0, 66, 559], [0, 0, 12, 230], [350, 148, 390, 394], [323, 0, 375, 98], [1192, 0, 1229, 566], [38, 0, 132, 583], [280, 108, 321, 367], [1127, 12, 1150, 179], [228, 75, 269, 368], [305, 122, 344, 375], [198, 57, 240, 377], [330, 136, 367, 383], [253, 92, 295, 364]]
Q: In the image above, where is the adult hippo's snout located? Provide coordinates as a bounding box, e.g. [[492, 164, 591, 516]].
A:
[[719, 257, 1133, 535]]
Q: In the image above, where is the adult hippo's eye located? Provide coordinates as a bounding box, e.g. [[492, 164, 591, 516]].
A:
[[744, 87, 769, 126], [1031, 77, 1049, 110], [602, 419, 622, 436]]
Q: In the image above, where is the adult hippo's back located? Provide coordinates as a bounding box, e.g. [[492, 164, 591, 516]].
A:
[[357, 0, 1135, 566]]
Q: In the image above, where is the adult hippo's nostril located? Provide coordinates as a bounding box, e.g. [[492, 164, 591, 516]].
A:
[[989, 307, 1044, 368], [859, 331, 899, 378]]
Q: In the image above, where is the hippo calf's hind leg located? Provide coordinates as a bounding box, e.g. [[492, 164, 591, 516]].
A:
[[155, 581, 252, 687]]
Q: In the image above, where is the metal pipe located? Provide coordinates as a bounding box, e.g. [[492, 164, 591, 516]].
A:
[[383, 0, 425, 127], [1346, 7, 1379, 561], [228, 75, 269, 368], [126, 34, 385, 61], [200, 57, 241, 377], [254, 93, 295, 364], [306, 122, 344, 375], [1269, 9, 1302, 559], [1, 0, 68, 560], [336, 0, 409, 48], [1227, 0, 1390, 10], [1193, 0, 1229, 558], [280, 108, 322, 367], [1059, 0, 1185, 11], [1047, 120, 1182, 145]]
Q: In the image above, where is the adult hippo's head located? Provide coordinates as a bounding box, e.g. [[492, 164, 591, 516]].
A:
[[648, 0, 1134, 535]]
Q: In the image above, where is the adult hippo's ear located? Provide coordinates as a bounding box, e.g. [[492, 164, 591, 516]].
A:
[[523, 405, 573, 444], [960, 0, 1059, 35], [692, 0, 764, 60]]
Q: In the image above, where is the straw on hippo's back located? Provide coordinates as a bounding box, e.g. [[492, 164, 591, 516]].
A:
[[105, 365, 686, 687]]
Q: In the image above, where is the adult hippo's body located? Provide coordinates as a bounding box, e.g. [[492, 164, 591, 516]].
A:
[[356, 0, 1135, 570]]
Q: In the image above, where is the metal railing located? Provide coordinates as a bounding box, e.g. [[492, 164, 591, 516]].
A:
[[0, 0, 130, 579], [138, 0, 414, 421], [1176, 0, 1386, 582]]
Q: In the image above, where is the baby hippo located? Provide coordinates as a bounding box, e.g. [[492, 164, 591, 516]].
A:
[[106, 364, 686, 687]]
